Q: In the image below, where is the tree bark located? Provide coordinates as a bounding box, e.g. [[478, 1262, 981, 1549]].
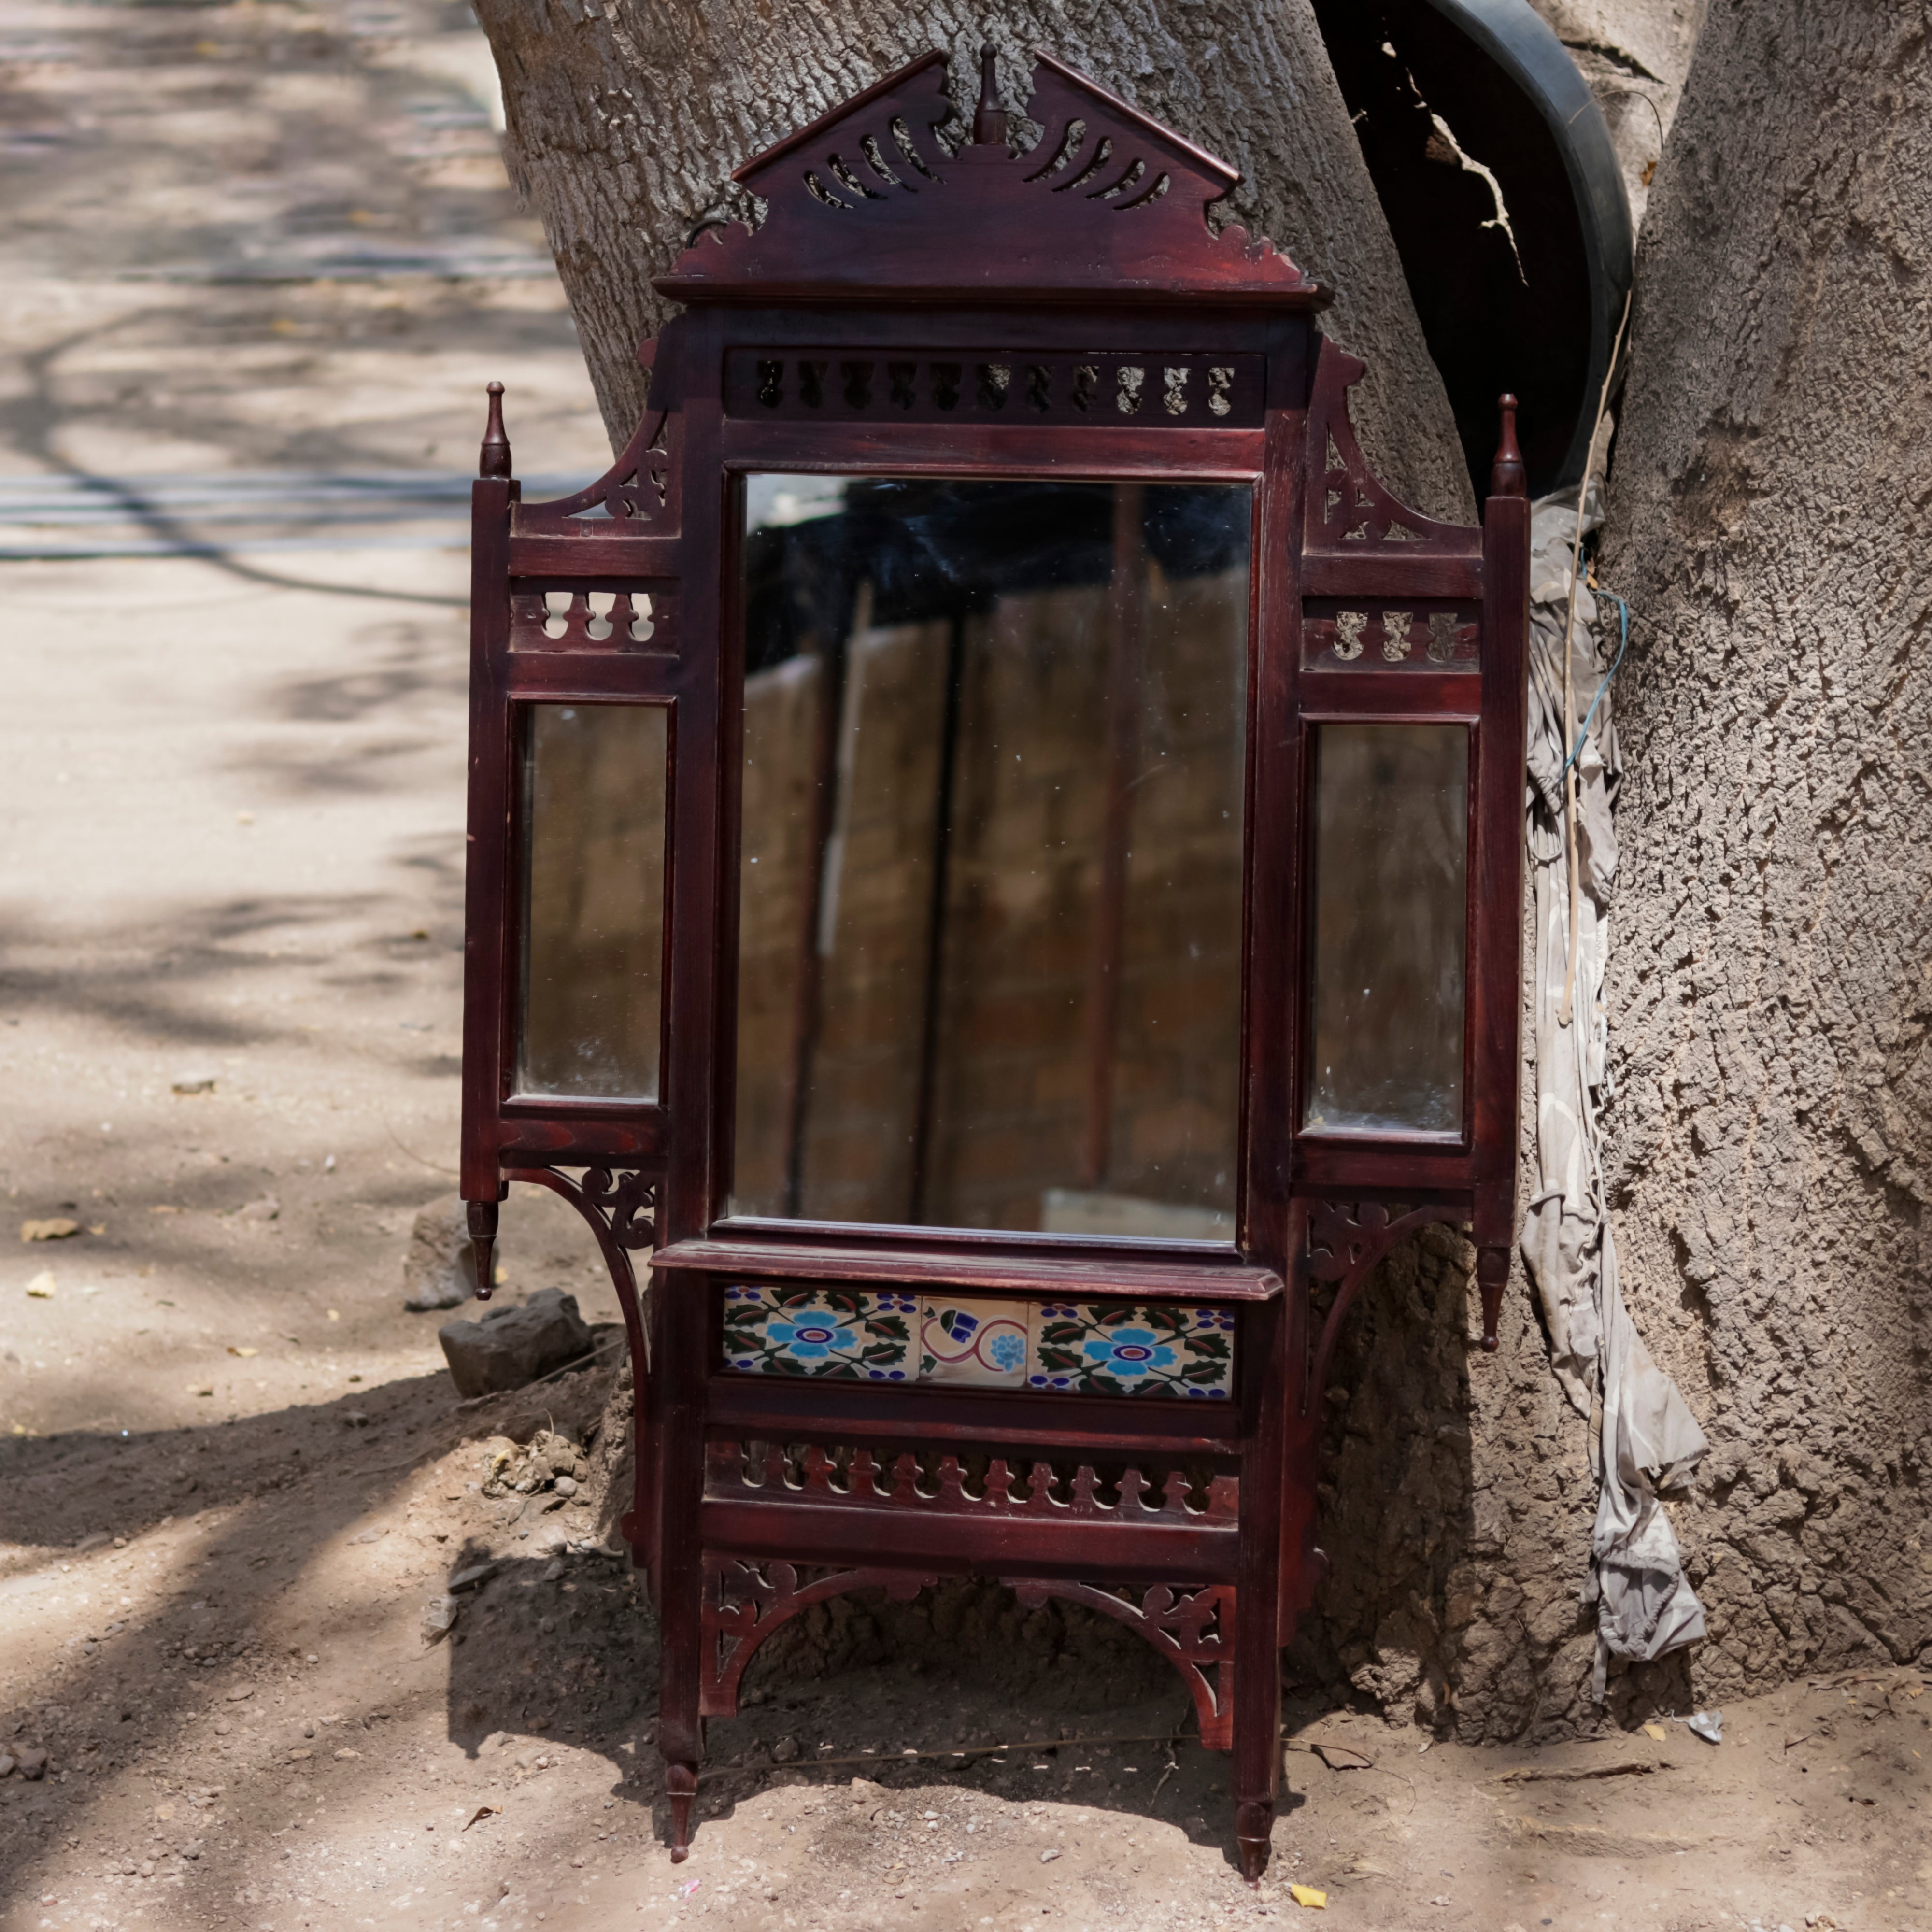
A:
[[1525, 1, 1707, 233], [470, 0, 1473, 521], [1599, 0, 1932, 1699]]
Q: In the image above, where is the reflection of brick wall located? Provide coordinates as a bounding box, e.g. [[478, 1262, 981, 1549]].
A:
[[734, 568, 1245, 1231]]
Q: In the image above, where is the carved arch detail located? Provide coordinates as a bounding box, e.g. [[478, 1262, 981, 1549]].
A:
[[1006, 1578, 1236, 1749], [1298, 1198, 1468, 1416], [701, 1559, 937, 1718]]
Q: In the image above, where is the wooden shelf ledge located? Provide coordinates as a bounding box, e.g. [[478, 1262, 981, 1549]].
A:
[[650, 1236, 1283, 1303]]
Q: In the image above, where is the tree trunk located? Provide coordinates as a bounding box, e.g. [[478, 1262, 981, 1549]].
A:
[[1598, 0, 1932, 1699], [470, 0, 1473, 521], [1525, 1, 1708, 233]]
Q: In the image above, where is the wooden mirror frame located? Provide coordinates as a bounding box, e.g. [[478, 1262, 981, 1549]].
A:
[[460, 46, 1529, 1879]]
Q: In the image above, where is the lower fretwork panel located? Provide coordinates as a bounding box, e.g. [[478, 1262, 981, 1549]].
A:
[[698, 1551, 1239, 1748]]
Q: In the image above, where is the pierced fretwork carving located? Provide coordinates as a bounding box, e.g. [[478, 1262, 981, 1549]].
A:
[[725, 351, 1262, 426], [1006, 1579, 1236, 1749], [705, 1440, 1238, 1524], [1300, 1199, 1467, 1415], [659, 49, 1321, 305], [510, 584, 671, 652], [1304, 337, 1474, 555], [701, 1558, 935, 1717], [519, 338, 678, 533], [1302, 601, 1478, 670], [582, 1167, 657, 1251]]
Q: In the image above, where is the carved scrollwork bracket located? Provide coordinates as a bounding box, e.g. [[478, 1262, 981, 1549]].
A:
[[1299, 1199, 1472, 1416], [1006, 1578, 1236, 1749], [497, 1164, 662, 1581], [581, 1166, 658, 1252], [701, 1558, 935, 1718]]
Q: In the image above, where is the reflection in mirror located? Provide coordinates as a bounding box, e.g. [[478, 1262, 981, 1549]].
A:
[[517, 702, 668, 1100], [734, 476, 1252, 1236], [1304, 723, 1467, 1135]]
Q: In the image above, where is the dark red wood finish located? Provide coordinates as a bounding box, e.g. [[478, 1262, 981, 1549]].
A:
[[461, 45, 1530, 1881]]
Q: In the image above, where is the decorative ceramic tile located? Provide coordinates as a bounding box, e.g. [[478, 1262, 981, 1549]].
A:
[[719, 1285, 916, 1382], [1025, 1301, 1236, 1400], [917, 1295, 1031, 1388]]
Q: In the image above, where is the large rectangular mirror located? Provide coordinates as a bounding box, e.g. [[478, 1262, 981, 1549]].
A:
[[732, 475, 1252, 1237], [517, 701, 668, 1101], [1303, 722, 1468, 1136]]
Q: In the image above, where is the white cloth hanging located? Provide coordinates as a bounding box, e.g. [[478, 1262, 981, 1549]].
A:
[[1520, 486, 1707, 1699]]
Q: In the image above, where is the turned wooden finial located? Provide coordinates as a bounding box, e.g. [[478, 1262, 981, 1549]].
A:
[[1490, 391, 1525, 499], [972, 43, 1008, 146], [479, 380, 511, 480], [467, 1199, 498, 1301], [1477, 1244, 1510, 1351]]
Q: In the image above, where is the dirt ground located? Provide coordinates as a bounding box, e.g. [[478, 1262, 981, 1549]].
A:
[[2, 3, 1930, 1931]]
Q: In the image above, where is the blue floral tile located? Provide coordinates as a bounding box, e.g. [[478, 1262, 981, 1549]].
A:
[[720, 1285, 1234, 1398], [1025, 1301, 1236, 1399], [917, 1295, 1031, 1388], [719, 1286, 915, 1382]]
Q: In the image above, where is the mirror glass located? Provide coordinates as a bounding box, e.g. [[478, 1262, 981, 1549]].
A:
[[517, 701, 668, 1100], [733, 475, 1251, 1237], [1304, 722, 1467, 1136]]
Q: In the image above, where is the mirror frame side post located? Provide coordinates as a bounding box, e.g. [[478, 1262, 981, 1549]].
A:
[[1474, 393, 1530, 1346]]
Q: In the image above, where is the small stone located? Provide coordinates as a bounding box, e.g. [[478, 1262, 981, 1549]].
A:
[[553, 1475, 578, 1499], [21, 1217, 80, 1242], [422, 1595, 462, 1644], [342, 1411, 369, 1427], [25, 1271, 56, 1299], [402, 1195, 482, 1312], [333, 1747, 359, 1761], [437, 1288, 593, 1398], [1040, 1848, 1061, 1864], [772, 1737, 800, 1763], [0, 1754, 15, 1777], [289, 1748, 312, 1761], [448, 1562, 498, 1591], [16, 1748, 48, 1779], [171, 1072, 217, 1095], [234, 1195, 280, 1223]]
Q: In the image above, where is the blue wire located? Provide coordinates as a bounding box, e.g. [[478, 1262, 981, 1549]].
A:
[[1560, 588, 1630, 780]]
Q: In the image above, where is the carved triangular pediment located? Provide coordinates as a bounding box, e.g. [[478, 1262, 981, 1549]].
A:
[[658, 48, 1325, 307]]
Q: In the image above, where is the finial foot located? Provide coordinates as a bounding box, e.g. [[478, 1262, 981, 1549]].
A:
[[467, 1199, 499, 1301], [1476, 1244, 1510, 1350]]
